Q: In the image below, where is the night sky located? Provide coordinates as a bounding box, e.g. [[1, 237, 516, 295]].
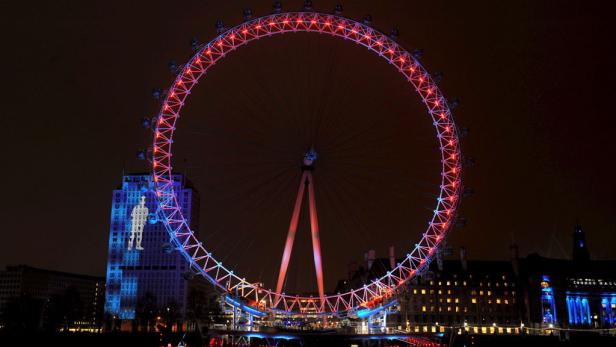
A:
[[2, 1, 616, 293]]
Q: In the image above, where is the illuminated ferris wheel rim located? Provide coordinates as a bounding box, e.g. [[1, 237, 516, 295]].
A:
[[152, 11, 462, 315]]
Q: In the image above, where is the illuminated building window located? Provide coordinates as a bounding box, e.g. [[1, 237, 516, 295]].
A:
[[455, 298, 459, 303], [472, 298, 477, 304], [447, 290, 452, 294], [487, 290, 492, 296], [421, 289, 426, 294], [430, 289, 435, 294], [413, 289, 417, 294], [504, 299, 509, 305], [480, 291, 484, 296], [463, 281, 467, 286], [438, 290, 442, 294], [455, 306, 459, 312], [447, 298, 451, 303], [422, 306, 427, 312], [496, 299, 501, 304], [447, 281, 451, 286], [447, 306, 451, 311]]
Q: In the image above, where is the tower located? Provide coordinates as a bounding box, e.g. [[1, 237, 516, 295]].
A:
[[104, 174, 199, 323], [572, 224, 590, 262]]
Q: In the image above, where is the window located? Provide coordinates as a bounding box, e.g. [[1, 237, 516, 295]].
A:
[[472, 298, 477, 304]]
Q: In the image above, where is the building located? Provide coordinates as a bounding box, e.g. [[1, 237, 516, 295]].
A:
[[398, 256, 521, 333], [336, 225, 615, 335], [104, 173, 200, 329], [519, 225, 616, 329], [0, 265, 104, 332]]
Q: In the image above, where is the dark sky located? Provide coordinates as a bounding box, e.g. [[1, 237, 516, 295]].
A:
[[2, 1, 616, 293]]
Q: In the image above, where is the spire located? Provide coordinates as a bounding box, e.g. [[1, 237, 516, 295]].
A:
[[572, 224, 590, 262]]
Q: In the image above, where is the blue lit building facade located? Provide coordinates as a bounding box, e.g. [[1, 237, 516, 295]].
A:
[[104, 174, 199, 322], [520, 225, 616, 329]]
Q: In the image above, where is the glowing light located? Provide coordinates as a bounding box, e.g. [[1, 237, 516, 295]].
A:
[[150, 11, 461, 316]]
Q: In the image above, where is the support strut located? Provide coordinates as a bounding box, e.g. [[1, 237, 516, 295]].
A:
[[275, 149, 325, 308]]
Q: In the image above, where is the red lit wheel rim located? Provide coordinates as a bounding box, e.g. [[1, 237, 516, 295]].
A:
[[152, 12, 461, 315]]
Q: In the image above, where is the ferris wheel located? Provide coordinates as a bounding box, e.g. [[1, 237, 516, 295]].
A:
[[149, 5, 462, 316]]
